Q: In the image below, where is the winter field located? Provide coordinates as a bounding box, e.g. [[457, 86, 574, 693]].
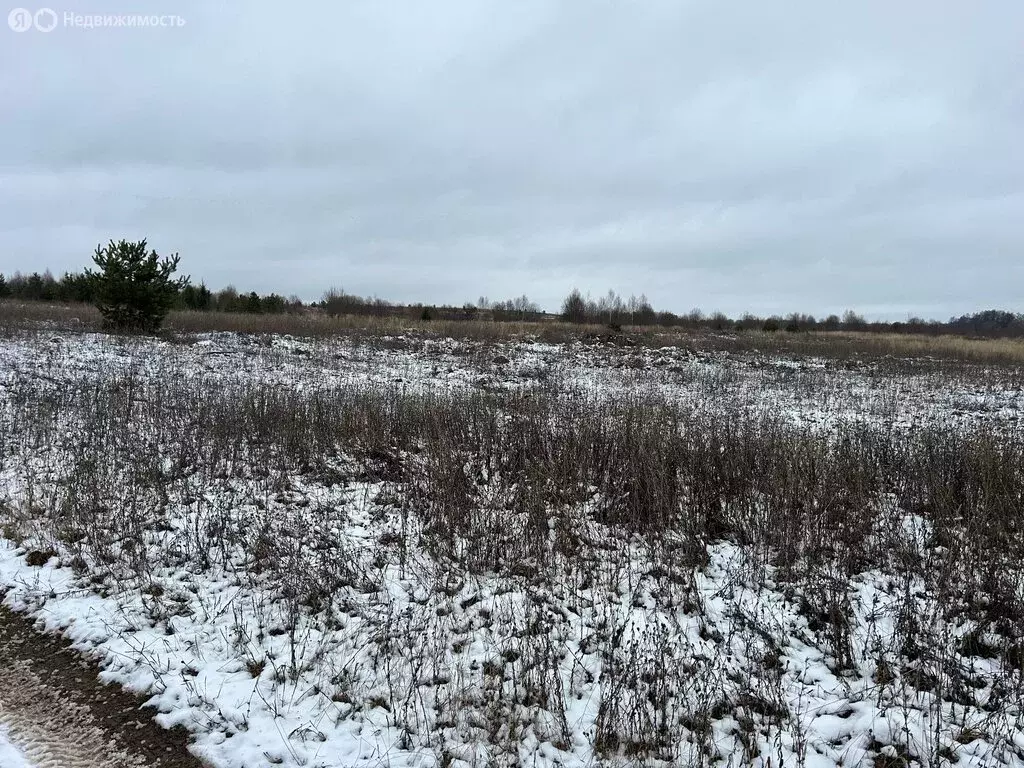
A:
[[0, 327, 1023, 768]]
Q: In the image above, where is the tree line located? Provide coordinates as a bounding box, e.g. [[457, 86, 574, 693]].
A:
[[559, 288, 868, 333], [557, 289, 1024, 337], [0, 268, 548, 324], [0, 269, 302, 315], [3, 249, 1024, 338]]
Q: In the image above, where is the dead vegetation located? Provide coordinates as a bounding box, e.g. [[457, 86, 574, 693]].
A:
[[1, 344, 1022, 765], [6, 298, 1024, 367]]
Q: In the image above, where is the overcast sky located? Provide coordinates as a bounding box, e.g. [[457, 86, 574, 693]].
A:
[[2, 1, 1022, 319]]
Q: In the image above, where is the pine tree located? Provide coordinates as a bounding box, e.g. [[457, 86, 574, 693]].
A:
[[85, 239, 189, 333]]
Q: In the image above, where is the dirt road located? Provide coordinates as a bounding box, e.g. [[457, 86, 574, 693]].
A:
[[0, 602, 207, 768]]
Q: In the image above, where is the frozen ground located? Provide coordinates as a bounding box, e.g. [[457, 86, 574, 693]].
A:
[[0, 330, 1022, 768], [0, 594, 201, 767], [0, 663, 140, 768]]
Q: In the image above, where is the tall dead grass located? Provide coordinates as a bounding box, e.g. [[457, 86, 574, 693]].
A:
[[2, 362, 1022, 764]]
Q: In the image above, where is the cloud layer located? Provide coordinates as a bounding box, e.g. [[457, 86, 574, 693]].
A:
[[3, 1, 1023, 318]]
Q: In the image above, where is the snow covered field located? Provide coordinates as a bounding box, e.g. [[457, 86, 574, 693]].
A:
[[0, 729, 33, 768], [0, 330, 1022, 767], [2, 330, 1022, 429]]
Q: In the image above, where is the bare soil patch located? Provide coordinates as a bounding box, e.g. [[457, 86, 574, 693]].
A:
[[0, 601, 207, 768]]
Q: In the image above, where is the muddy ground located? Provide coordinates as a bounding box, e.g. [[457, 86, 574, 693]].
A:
[[0, 600, 206, 768]]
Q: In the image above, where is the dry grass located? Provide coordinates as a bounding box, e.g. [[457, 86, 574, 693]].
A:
[[710, 330, 1024, 366], [5, 299, 1024, 366], [163, 308, 587, 342], [2, 363, 1022, 764], [836, 330, 1024, 364], [0, 299, 103, 334]]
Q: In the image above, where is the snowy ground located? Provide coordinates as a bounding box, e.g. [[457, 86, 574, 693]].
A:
[[0, 728, 33, 768], [0, 330, 1022, 768], [2, 330, 1022, 430]]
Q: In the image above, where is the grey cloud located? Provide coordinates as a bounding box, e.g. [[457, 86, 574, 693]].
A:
[[2, 0, 1023, 318]]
